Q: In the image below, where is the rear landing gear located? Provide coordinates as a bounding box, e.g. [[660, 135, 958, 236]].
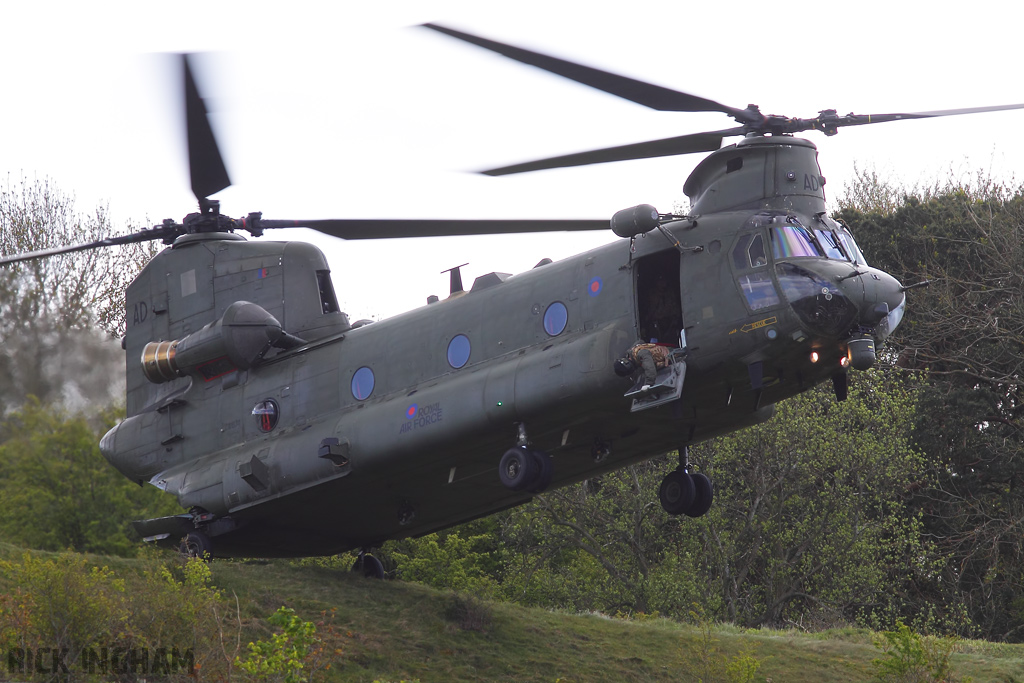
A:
[[658, 448, 714, 518], [179, 530, 212, 559], [352, 550, 385, 579]]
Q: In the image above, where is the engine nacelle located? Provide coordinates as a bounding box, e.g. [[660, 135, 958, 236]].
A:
[[141, 301, 301, 383], [611, 204, 660, 238]]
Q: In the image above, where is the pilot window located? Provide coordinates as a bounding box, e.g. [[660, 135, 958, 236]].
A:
[[738, 272, 780, 311], [770, 225, 823, 259]]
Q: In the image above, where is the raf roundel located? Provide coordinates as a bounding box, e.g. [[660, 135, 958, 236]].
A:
[[588, 276, 603, 297], [406, 404, 418, 419]]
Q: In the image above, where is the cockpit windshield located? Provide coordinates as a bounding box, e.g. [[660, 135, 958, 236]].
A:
[[814, 229, 848, 260], [770, 224, 823, 259]]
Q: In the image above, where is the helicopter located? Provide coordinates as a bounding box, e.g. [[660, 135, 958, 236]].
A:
[[3, 24, 1022, 575]]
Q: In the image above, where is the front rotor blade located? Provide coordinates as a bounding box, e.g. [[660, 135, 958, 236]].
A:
[[184, 54, 231, 202], [423, 23, 745, 116], [259, 218, 609, 240], [0, 226, 179, 266], [482, 128, 740, 176]]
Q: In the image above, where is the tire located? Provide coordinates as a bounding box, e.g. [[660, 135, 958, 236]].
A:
[[658, 470, 695, 516], [179, 531, 212, 560], [499, 447, 539, 491], [352, 554, 385, 579], [685, 472, 714, 518], [527, 450, 553, 493]]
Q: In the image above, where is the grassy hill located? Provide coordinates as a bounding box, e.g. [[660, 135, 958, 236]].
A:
[[2, 542, 1023, 682]]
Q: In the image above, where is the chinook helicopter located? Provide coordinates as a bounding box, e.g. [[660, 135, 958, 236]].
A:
[[4, 24, 1023, 574]]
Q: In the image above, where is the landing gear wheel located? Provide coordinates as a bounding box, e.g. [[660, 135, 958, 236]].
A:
[[659, 470, 695, 516], [527, 450, 553, 493], [179, 530, 212, 560], [351, 553, 385, 579], [685, 472, 714, 518], [499, 447, 539, 491]]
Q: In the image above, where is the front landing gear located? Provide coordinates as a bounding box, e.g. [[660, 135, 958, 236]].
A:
[[499, 447, 553, 493], [658, 448, 714, 518]]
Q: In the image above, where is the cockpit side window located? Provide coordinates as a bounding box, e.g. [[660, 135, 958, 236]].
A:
[[732, 231, 781, 312], [732, 232, 768, 270], [838, 228, 867, 265], [770, 225, 823, 259]]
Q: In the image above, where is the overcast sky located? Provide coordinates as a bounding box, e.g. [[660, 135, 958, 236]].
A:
[[3, 1, 1023, 320]]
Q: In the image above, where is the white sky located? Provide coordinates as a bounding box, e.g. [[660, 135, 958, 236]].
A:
[[2, 1, 1023, 321]]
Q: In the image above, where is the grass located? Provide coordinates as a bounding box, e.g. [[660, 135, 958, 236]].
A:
[[2, 541, 1024, 681]]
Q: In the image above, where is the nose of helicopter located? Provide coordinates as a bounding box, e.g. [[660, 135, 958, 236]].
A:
[[832, 266, 906, 370], [775, 260, 905, 371], [835, 266, 906, 339]]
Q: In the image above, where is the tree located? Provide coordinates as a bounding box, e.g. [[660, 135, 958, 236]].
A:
[[0, 175, 154, 414], [690, 369, 929, 629], [837, 170, 1024, 640]]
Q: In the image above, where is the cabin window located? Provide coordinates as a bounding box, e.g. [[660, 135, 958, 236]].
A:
[[770, 225, 823, 259], [252, 399, 280, 432], [351, 366, 375, 400], [543, 302, 568, 336], [738, 272, 780, 311], [447, 334, 471, 368]]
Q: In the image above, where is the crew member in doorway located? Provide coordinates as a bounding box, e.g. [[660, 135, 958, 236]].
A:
[[623, 341, 671, 392]]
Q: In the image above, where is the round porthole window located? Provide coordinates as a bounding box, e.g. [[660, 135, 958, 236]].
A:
[[252, 399, 279, 432], [543, 302, 568, 336], [447, 334, 471, 368], [351, 366, 375, 400]]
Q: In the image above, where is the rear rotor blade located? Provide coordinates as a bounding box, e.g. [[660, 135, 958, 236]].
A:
[[0, 225, 180, 266], [184, 54, 231, 202], [258, 218, 609, 240], [422, 23, 748, 118], [482, 128, 740, 176]]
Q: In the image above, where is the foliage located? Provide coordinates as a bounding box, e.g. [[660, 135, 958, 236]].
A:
[[236, 606, 327, 683], [871, 621, 969, 683], [387, 526, 499, 595], [0, 551, 226, 679], [0, 398, 179, 556]]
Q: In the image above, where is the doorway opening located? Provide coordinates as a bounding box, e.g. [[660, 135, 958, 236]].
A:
[[635, 250, 683, 346]]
